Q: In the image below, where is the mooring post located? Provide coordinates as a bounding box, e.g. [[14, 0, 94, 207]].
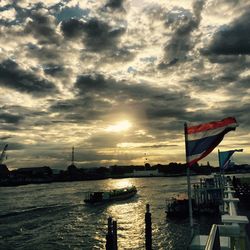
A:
[[145, 204, 152, 250], [113, 220, 118, 250], [106, 217, 114, 250]]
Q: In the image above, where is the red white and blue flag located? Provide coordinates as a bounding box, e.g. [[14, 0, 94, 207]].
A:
[[185, 117, 238, 167]]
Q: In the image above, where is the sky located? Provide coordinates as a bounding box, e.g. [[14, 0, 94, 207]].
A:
[[0, 0, 249, 170]]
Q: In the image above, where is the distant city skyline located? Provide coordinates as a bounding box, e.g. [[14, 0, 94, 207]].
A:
[[0, 0, 249, 169]]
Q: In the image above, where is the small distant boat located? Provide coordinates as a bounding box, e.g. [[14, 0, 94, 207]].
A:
[[84, 186, 137, 203], [166, 192, 220, 219], [166, 196, 190, 219]]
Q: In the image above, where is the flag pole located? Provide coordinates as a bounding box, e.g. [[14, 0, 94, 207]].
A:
[[218, 149, 224, 206], [184, 122, 194, 238], [218, 149, 222, 178], [218, 149, 220, 168]]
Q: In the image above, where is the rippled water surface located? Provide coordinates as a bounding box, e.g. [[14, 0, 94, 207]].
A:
[[0, 176, 216, 249]]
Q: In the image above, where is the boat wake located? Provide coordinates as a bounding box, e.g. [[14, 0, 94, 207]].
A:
[[0, 204, 70, 219]]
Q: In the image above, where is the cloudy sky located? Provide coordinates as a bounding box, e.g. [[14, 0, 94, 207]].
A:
[[0, 0, 249, 169]]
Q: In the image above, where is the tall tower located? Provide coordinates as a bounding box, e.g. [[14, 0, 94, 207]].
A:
[[67, 146, 77, 173], [71, 146, 75, 166]]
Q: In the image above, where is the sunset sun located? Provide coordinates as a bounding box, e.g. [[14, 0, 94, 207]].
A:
[[105, 120, 132, 133]]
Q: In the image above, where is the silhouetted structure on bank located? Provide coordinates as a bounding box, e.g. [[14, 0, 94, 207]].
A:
[[1, 161, 250, 187]]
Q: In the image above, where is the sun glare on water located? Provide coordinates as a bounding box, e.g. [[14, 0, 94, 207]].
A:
[[105, 120, 132, 132]]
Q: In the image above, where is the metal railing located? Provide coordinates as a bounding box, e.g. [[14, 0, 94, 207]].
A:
[[204, 176, 249, 250], [205, 224, 220, 250]]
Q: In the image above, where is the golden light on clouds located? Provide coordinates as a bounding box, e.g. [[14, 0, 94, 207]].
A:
[[105, 120, 132, 133]]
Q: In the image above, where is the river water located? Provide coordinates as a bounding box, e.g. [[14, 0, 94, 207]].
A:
[[0, 176, 219, 250]]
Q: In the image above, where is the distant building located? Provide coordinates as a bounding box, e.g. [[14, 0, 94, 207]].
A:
[[124, 169, 164, 177], [12, 166, 52, 178], [133, 168, 163, 177], [51, 168, 61, 174], [0, 164, 10, 179]]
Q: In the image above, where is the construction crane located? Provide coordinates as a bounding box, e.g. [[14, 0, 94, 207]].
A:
[[0, 144, 8, 165]]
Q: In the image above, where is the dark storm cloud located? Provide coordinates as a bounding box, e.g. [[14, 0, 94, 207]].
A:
[[65, 110, 106, 122], [0, 107, 25, 131], [60, 18, 85, 38], [43, 64, 64, 76], [0, 1, 81, 27], [183, 112, 228, 124], [61, 18, 126, 51], [0, 59, 57, 96], [234, 76, 250, 91], [50, 95, 113, 123], [3, 105, 43, 115], [187, 75, 232, 100], [0, 6, 16, 26], [24, 10, 60, 45], [186, 73, 220, 91], [186, 54, 250, 99], [159, 0, 205, 68], [217, 58, 250, 89], [0, 112, 23, 124], [50, 100, 77, 112], [176, 62, 250, 127], [145, 110, 224, 137], [75, 73, 162, 99], [220, 103, 250, 130], [0, 2, 51, 26], [0, 4, 12, 11], [75, 74, 191, 112], [205, 10, 250, 55], [147, 120, 183, 133], [25, 43, 62, 65], [207, 55, 244, 65], [105, 0, 124, 10], [0, 3, 22, 26], [0, 105, 56, 128], [75, 74, 109, 91], [0, 125, 22, 131], [146, 106, 185, 120]]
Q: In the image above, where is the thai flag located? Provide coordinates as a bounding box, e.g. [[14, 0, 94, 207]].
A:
[[185, 117, 238, 167]]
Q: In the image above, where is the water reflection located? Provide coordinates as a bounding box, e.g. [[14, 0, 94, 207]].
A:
[[82, 178, 145, 249], [1, 176, 219, 249], [105, 178, 133, 189], [107, 199, 145, 249], [82, 177, 190, 249]]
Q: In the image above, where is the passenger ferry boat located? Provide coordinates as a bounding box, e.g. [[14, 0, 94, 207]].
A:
[[84, 186, 137, 203]]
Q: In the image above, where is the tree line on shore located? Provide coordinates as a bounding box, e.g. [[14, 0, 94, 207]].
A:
[[0, 161, 249, 186]]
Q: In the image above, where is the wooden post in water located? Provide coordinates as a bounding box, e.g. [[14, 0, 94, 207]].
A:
[[106, 217, 115, 250], [113, 220, 117, 250], [145, 204, 152, 250]]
